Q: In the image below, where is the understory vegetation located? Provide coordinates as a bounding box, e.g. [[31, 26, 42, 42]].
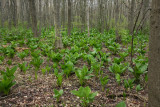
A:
[[0, 27, 148, 106]]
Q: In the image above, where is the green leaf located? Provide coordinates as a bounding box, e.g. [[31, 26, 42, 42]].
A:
[[116, 101, 126, 107]]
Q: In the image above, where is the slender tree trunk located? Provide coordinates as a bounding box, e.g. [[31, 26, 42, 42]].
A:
[[128, 0, 135, 34], [87, 0, 90, 37], [0, 0, 5, 27], [142, 0, 150, 29], [29, 0, 38, 37], [26, 0, 31, 28], [54, 0, 63, 49], [62, 0, 66, 29], [115, 0, 121, 42], [68, 0, 71, 36], [148, 0, 160, 106], [12, 0, 17, 27], [39, 0, 42, 34]]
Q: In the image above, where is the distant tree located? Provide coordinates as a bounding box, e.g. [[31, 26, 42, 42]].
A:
[[54, 0, 63, 49], [87, 0, 90, 37], [0, 0, 5, 27], [68, 0, 71, 36], [28, 0, 38, 37], [115, 0, 121, 42], [128, 0, 135, 34]]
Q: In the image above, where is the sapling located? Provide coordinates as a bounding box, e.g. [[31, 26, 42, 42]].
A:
[[71, 86, 97, 107], [53, 89, 63, 102]]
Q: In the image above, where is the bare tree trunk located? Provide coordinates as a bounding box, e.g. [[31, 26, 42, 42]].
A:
[[128, 0, 135, 34], [148, 0, 160, 106], [28, 0, 38, 37], [87, 0, 90, 37], [142, 0, 149, 29], [98, 0, 104, 33], [115, 0, 121, 42], [26, 0, 31, 28], [54, 0, 63, 49], [62, 0, 66, 29], [0, 0, 5, 27], [39, 0, 42, 34], [68, 0, 71, 36], [12, 0, 17, 27]]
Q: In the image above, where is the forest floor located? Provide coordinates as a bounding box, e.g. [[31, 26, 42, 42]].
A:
[[0, 46, 148, 107], [0, 29, 148, 107]]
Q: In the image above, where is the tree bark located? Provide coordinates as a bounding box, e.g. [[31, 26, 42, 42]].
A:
[[0, 0, 5, 27], [115, 0, 121, 42], [87, 0, 90, 37], [54, 0, 63, 49], [128, 0, 135, 34], [68, 0, 71, 36], [148, 0, 160, 106], [28, 0, 38, 37]]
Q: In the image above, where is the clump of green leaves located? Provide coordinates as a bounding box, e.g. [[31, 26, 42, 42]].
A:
[[18, 62, 30, 74], [116, 101, 126, 107], [53, 89, 63, 102], [136, 84, 143, 92], [31, 50, 41, 58], [124, 78, 135, 91], [17, 51, 28, 60], [91, 61, 103, 77], [6, 47, 16, 58], [0, 56, 4, 64], [100, 75, 109, 91], [109, 63, 128, 75], [30, 57, 43, 79], [48, 51, 63, 63], [61, 61, 75, 78], [115, 74, 121, 85], [113, 57, 123, 64], [119, 52, 128, 61], [0, 66, 17, 95], [84, 54, 95, 65], [30, 57, 43, 70], [54, 69, 63, 87], [75, 65, 93, 86], [108, 43, 121, 55], [7, 59, 12, 65], [71, 86, 97, 107], [129, 58, 148, 83], [41, 66, 51, 75]]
